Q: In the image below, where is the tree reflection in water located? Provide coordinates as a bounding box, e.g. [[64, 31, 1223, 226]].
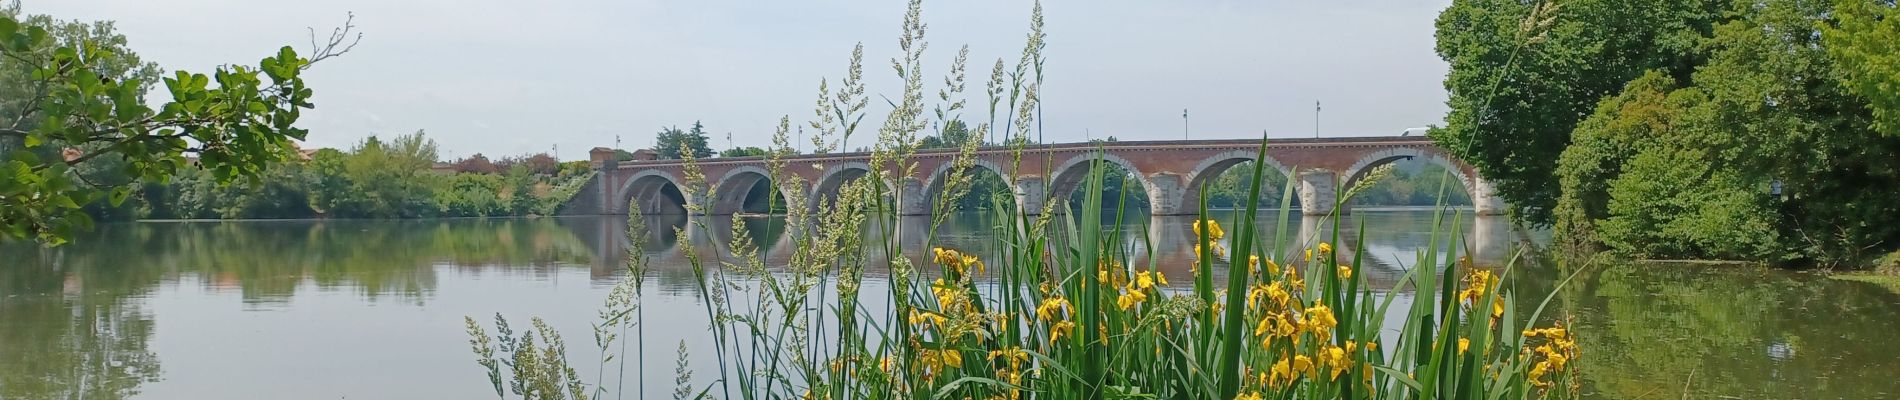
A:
[[1, 213, 1896, 398]]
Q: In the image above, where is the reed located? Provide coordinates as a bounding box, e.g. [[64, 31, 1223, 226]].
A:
[[465, 1, 1583, 399]]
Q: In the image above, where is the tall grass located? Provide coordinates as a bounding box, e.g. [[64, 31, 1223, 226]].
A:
[[464, 1, 1582, 399]]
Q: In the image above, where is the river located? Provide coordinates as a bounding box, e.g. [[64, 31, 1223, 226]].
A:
[[2, 210, 1896, 399]]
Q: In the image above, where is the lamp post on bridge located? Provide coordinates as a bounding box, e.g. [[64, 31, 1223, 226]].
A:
[[1314, 100, 1321, 139], [1182, 108, 1189, 140]]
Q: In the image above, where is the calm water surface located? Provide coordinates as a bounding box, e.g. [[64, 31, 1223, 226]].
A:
[[3, 211, 1897, 399]]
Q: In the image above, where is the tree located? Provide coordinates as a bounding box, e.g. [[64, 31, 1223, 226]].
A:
[[1431, 0, 1724, 225], [1551, 0, 1900, 265], [654, 121, 712, 159], [1824, 1, 1900, 137], [918, 120, 975, 149], [336, 131, 440, 218], [719, 146, 768, 158], [0, 8, 359, 243], [496, 152, 557, 175], [452, 153, 499, 174]]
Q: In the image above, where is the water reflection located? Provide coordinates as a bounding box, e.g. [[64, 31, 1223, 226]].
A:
[[568, 211, 1523, 291], [0, 212, 1895, 399], [0, 252, 161, 399], [1521, 264, 1900, 399]]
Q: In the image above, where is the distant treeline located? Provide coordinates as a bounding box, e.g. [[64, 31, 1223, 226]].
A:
[[86, 131, 594, 220]]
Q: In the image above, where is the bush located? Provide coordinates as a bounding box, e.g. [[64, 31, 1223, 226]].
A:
[[1598, 147, 1782, 260]]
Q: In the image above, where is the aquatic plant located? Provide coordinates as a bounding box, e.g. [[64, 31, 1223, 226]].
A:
[[464, 1, 1582, 399]]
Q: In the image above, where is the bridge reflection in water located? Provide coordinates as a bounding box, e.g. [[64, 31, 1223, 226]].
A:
[[557, 210, 1523, 291]]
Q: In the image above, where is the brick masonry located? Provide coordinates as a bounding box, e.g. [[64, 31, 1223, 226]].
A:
[[573, 136, 1507, 216]]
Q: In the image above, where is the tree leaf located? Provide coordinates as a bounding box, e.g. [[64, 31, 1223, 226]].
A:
[[109, 186, 132, 206]]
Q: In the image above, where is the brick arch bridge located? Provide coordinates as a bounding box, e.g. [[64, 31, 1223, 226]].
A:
[[559, 136, 1507, 217]]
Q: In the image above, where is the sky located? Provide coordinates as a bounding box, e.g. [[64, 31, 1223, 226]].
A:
[[27, 0, 1455, 161]]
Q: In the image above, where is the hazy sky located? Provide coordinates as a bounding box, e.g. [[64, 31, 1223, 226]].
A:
[[29, 0, 1454, 160]]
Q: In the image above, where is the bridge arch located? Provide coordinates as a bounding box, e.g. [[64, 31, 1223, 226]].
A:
[[710, 166, 798, 215], [1179, 150, 1295, 211], [920, 158, 1016, 215], [619, 170, 689, 216], [1046, 152, 1156, 213], [810, 162, 887, 212], [1339, 147, 1477, 210]]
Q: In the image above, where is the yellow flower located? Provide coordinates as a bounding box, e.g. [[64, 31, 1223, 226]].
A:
[[1264, 258, 1280, 275], [1457, 338, 1470, 355], [1234, 392, 1263, 400], [1293, 355, 1314, 374], [1303, 304, 1338, 340], [942, 348, 963, 367], [1195, 219, 1225, 240], [1320, 345, 1351, 380], [1459, 270, 1495, 304], [1269, 312, 1297, 337], [1266, 281, 1291, 308], [932, 247, 984, 276], [1337, 264, 1353, 280], [1049, 321, 1076, 346], [1268, 359, 1295, 388], [1036, 297, 1072, 322], [1318, 242, 1333, 254], [987, 346, 1029, 370], [1156, 271, 1169, 286], [1528, 361, 1551, 387], [1116, 287, 1148, 310], [1135, 271, 1156, 290], [1195, 243, 1228, 260]]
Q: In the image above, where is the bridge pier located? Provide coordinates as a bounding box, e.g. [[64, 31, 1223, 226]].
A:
[[1148, 174, 1190, 215], [1014, 177, 1046, 215], [1471, 177, 1509, 216], [898, 178, 928, 216], [1298, 170, 1338, 216]]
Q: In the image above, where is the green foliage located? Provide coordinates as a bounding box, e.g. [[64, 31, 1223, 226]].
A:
[[0, 7, 358, 244], [333, 132, 440, 218], [654, 122, 712, 159], [1552, 72, 1680, 249], [116, 130, 594, 220], [717, 146, 767, 158], [1204, 162, 1292, 209], [1598, 147, 1780, 260], [1348, 162, 1474, 207], [919, 119, 976, 149], [1474, 0, 1900, 266], [1063, 164, 1150, 211], [468, 3, 1587, 398], [1199, 161, 1469, 210], [1432, 0, 1724, 225], [1824, 1, 1900, 137]]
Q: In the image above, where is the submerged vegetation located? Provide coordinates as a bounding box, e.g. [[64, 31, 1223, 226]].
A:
[[464, 1, 1582, 399]]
